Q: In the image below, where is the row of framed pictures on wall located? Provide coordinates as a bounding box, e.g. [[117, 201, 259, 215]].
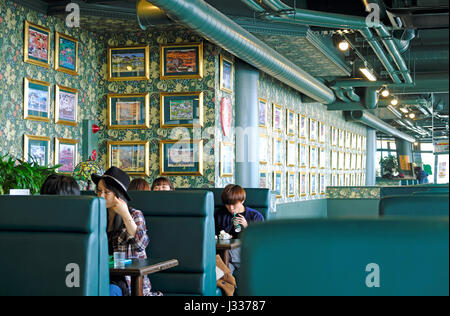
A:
[[24, 21, 78, 75], [260, 136, 367, 170], [258, 98, 367, 150], [260, 171, 367, 199], [24, 78, 78, 125]]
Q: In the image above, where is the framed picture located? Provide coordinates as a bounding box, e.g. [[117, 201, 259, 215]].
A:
[[299, 144, 308, 169], [259, 135, 269, 164], [299, 172, 308, 197], [160, 42, 203, 80], [55, 138, 78, 174], [160, 92, 203, 128], [331, 150, 338, 170], [273, 138, 283, 166], [23, 135, 50, 166], [345, 131, 351, 149], [319, 173, 326, 195], [331, 173, 338, 186], [356, 173, 361, 186], [331, 126, 338, 146], [338, 151, 345, 170], [108, 45, 150, 81], [319, 147, 326, 169], [259, 171, 268, 189], [309, 145, 318, 169], [299, 115, 308, 139], [357, 154, 362, 170], [160, 140, 203, 176], [287, 172, 295, 197], [220, 54, 233, 93], [310, 173, 318, 196], [357, 135, 362, 151], [287, 140, 296, 167], [318, 122, 326, 144], [273, 171, 283, 199], [362, 154, 367, 169], [351, 133, 357, 150], [362, 173, 366, 186], [345, 152, 351, 170], [108, 93, 150, 129], [221, 96, 232, 137], [338, 129, 345, 148], [108, 141, 149, 176], [310, 118, 317, 142], [55, 32, 78, 75], [259, 98, 268, 127], [362, 136, 367, 151], [24, 21, 50, 68], [220, 142, 234, 177], [286, 109, 296, 136], [24, 77, 51, 122], [339, 174, 344, 186], [345, 174, 350, 186], [351, 173, 356, 186], [351, 153, 357, 170], [273, 104, 283, 133], [55, 84, 78, 126]]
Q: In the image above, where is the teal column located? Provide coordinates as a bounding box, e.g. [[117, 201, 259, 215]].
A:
[[366, 128, 376, 185], [235, 60, 259, 188], [396, 138, 414, 177]]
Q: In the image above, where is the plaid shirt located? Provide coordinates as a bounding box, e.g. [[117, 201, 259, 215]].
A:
[[108, 207, 162, 296]]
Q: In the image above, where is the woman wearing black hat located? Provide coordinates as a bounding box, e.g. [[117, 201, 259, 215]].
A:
[[92, 166, 161, 296]]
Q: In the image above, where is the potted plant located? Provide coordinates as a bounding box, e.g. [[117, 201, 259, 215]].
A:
[[0, 154, 61, 195], [379, 155, 399, 178]]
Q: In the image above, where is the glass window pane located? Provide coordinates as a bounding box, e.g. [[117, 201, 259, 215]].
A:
[[377, 140, 382, 149], [421, 143, 434, 152], [382, 141, 389, 149], [389, 142, 396, 150], [437, 154, 449, 184]]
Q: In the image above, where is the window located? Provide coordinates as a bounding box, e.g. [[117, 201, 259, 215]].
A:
[[421, 143, 434, 152]]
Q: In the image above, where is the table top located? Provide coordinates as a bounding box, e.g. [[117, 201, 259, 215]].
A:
[[216, 238, 241, 250], [110, 258, 178, 277]]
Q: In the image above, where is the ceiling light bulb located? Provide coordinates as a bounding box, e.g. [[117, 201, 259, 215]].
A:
[[409, 113, 416, 119], [359, 68, 377, 82], [338, 40, 349, 51], [399, 107, 409, 113], [381, 88, 390, 97], [391, 99, 399, 106]]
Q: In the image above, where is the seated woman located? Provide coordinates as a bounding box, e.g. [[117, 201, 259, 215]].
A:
[[92, 166, 161, 297], [128, 178, 150, 191], [40, 174, 80, 196], [215, 184, 264, 276], [151, 177, 175, 191]]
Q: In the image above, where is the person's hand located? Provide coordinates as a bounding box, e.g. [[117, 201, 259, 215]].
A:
[[236, 214, 248, 229], [111, 196, 129, 218]]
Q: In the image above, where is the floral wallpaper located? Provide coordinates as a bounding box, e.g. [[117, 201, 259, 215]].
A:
[[326, 187, 380, 199], [0, 0, 103, 168]]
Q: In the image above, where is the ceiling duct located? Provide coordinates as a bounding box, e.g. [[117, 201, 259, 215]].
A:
[[137, 0, 172, 28], [139, 0, 336, 104]]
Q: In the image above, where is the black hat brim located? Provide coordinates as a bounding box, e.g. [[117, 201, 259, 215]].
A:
[[91, 173, 131, 202]]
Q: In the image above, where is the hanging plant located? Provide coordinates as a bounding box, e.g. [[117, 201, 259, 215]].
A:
[[379, 155, 399, 177]]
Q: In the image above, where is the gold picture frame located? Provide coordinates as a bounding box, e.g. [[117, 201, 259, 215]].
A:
[[299, 172, 308, 197], [24, 77, 51, 123], [160, 140, 204, 176], [55, 84, 78, 126], [287, 172, 295, 198], [55, 32, 78, 76], [55, 138, 78, 174], [23, 134, 50, 166], [107, 141, 150, 176], [286, 109, 296, 136], [107, 93, 150, 129], [310, 118, 317, 142], [220, 142, 234, 178], [273, 104, 283, 133], [259, 134, 269, 165], [258, 98, 268, 128], [108, 45, 150, 81], [273, 171, 283, 199], [160, 42, 203, 80], [273, 138, 283, 166], [310, 172, 318, 196], [220, 54, 233, 93], [160, 91, 204, 128], [309, 145, 317, 169], [287, 140, 296, 167], [24, 21, 50, 68]]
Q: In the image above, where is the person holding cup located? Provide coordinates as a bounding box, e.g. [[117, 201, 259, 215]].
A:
[[92, 166, 161, 296]]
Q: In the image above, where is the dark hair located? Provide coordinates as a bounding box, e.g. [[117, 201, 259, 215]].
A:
[[221, 184, 246, 205], [99, 177, 128, 204], [40, 174, 80, 196], [128, 178, 150, 191], [151, 177, 175, 191]]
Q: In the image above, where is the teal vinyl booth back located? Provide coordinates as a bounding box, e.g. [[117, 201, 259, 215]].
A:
[[177, 188, 274, 220], [127, 191, 216, 296], [0, 196, 109, 296], [379, 195, 449, 216], [239, 218, 449, 296]]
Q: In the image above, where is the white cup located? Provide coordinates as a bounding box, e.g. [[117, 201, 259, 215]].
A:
[[113, 252, 126, 269]]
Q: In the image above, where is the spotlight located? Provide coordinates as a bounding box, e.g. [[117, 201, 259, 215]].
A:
[[381, 88, 390, 98], [399, 107, 409, 114], [409, 113, 416, 119], [359, 68, 377, 82], [338, 40, 350, 51], [391, 98, 399, 106]]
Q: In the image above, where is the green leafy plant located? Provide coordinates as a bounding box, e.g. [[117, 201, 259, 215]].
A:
[[379, 155, 399, 176], [0, 154, 61, 195]]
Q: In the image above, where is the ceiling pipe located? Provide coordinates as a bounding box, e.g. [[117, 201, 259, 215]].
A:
[[258, 0, 412, 84], [345, 110, 416, 143], [137, 0, 172, 27], [334, 88, 353, 103], [364, 87, 379, 109], [140, 0, 336, 104], [345, 88, 361, 103]]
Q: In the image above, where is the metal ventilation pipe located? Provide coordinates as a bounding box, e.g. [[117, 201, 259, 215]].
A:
[[140, 0, 336, 104], [137, 0, 172, 28]]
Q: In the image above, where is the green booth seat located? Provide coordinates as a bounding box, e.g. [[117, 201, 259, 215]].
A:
[[177, 188, 275, 220], [127, 190, 217, 296], [239, 218, 449, 296], [379, 195, 449, 216], [0, 196, 109, 296]]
